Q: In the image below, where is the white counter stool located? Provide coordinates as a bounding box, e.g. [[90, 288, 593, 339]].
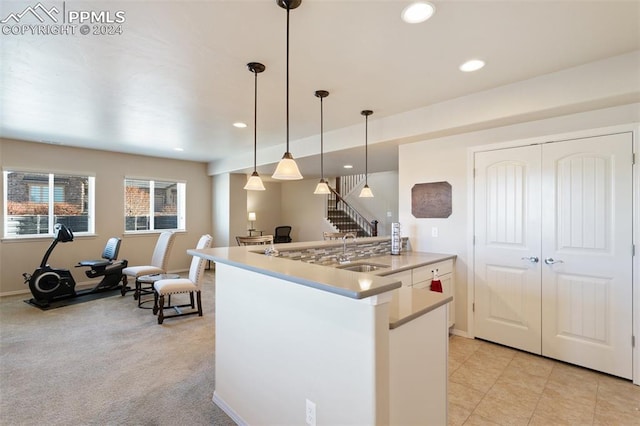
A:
[[122, 231, 176, 307], [152, 234, 212, 324]]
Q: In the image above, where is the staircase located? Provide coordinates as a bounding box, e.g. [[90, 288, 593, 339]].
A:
[[326, 178, 378, 237], [327, 197, 368, 237]]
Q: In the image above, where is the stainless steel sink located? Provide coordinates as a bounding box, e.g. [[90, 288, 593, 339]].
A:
[[336, 262, 390, 272]]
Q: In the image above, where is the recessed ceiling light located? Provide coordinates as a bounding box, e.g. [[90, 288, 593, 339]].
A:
[[173, 147, 184, 152], [344, 164, 353, 169], [459, 59, 485, 72], [401, 2, 436, 24], [233, 122, 247, 128]]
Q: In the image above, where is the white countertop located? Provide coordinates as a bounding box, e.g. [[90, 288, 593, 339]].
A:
[[388, 287, 451, 329], [189, 238, 454, 301]]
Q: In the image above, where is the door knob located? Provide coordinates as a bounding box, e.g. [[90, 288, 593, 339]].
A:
[[521, 256, 539, 263], [544, 257, 564, 265]]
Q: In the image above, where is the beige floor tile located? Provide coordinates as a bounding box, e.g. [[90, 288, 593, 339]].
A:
[[545, 371, 598, 406], [548, 361, 602, 388], [593, 404, 640, 425], [449, 356, 463, 375], [448, 336, 637, 426], [474, 340, 518, 361], [472, 389, 536, 426], [448, 401, 473, 426], [450, 363, 502, 394], [596, 375, 640, 415], [508, 351, 555, 379], [450, 335, 482, 357], [462, 413, 501, 425], [497, 365, 549, 394], [464, 350, 513, 372], [528, 412, 578, 426], [534, 391, 596, 424], [449, 380, 485, 412], [484, 380, 541, 411]]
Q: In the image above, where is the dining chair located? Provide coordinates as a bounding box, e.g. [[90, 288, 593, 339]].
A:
[[152, 234, 213, 324], [121, 231, 176, 304]]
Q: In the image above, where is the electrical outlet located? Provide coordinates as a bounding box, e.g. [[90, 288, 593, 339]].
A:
[[306, 398, 316, 426], [432, 227, 439, 237]]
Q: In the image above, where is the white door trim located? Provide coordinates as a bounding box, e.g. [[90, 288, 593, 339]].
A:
[[466, 123, 639, 385]]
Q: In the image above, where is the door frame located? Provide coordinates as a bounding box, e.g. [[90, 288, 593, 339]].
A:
[[466, 123, 639, 385]]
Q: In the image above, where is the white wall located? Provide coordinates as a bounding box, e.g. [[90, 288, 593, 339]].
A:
[[343, 171, 399, 237], [398, 104, 640, 335], [213, 263, 390, 424], [247, 180, 282, 238], [0, 138, 212, 295], [281, 179, 334, 242]]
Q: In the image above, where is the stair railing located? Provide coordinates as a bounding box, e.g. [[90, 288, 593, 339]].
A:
[[336, 174, 366, 198], [328, 186, 377, 237]]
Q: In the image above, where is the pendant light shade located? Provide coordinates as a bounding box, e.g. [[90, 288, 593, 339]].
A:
[[272, 0, 303, 180], [359, 110, 374, 198], [313, 90, 331, 195], [244, 62, 266, 191], [244, 171, 265, 191]]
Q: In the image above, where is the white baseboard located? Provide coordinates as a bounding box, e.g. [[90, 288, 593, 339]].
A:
[[212, 391, 248, 426], [449, 328, 471, 338]]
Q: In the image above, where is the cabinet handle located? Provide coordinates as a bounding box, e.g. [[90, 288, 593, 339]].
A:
[[544, 257, 564, 265], [521, 256, 539, 263]]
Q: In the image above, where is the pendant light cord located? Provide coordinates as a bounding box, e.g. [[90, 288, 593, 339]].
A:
[[253, 70, 258, 172], [285, 3, 290, 153], [365, 114, 368, 185], [320, 96, 324, 180]]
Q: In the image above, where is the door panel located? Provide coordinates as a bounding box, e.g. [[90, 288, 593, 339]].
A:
[[541, 133, 633, 379], [474, 146, 542, 354]]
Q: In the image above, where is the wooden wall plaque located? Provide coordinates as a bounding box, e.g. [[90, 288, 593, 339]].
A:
[[411, 181, 452, 218]]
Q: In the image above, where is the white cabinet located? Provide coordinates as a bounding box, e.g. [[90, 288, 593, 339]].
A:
[[406, 259, 455, 328], [385, 269, 413, 288]]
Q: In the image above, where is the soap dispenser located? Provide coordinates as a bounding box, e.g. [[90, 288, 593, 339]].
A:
[[391, 222, 401, 255]]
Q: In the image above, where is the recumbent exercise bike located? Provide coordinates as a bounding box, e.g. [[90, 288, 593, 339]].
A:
[[23, 223, 128, 306]]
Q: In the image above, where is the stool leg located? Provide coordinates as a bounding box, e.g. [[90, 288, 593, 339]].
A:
[[153, 290, 159, 315], [196, 291, 202, 316]]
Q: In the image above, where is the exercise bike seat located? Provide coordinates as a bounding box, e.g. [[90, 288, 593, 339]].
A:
[[77, 237, 122, 271]]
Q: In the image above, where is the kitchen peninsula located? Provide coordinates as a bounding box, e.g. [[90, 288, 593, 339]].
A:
[[190, 237, 454, 425]]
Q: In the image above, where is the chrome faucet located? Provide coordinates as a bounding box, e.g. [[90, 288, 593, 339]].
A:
[[337, 233, 357, 264]]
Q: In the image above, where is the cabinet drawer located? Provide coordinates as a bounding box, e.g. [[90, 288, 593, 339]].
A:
[[413, 280, 430, 290], [386, 270, 413, 287], [413, 259, 453, 283]]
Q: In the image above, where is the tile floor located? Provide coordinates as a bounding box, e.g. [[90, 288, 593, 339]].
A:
[[448, 335, 640, 425]]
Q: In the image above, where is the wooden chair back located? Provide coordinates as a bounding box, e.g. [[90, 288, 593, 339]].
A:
[[236, 235, 274, 246]]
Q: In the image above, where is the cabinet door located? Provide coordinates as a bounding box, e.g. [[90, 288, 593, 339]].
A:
[[440, 274, 454, 327]]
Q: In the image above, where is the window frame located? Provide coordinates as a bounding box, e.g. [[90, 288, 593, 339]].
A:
[[3, 169, 95, 239], [124, 177, 186, 233]]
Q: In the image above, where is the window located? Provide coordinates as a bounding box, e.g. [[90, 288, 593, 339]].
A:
[[3, 171, 95, 237], [125, 178, 185, 232]]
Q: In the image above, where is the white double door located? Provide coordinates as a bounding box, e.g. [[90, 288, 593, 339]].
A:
[[474, 132, 633, 379]]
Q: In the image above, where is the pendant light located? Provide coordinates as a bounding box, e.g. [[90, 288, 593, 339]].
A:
[[272, 0, 303, 180], [359, 110, 374, 198], [313, 90, 331, 195], [244, 62, 266, 191]]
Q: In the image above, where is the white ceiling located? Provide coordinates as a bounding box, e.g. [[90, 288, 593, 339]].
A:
[[1, 0, 639, 178]]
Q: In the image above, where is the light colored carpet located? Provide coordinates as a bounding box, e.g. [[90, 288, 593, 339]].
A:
[[0, 271, 236, 426]]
